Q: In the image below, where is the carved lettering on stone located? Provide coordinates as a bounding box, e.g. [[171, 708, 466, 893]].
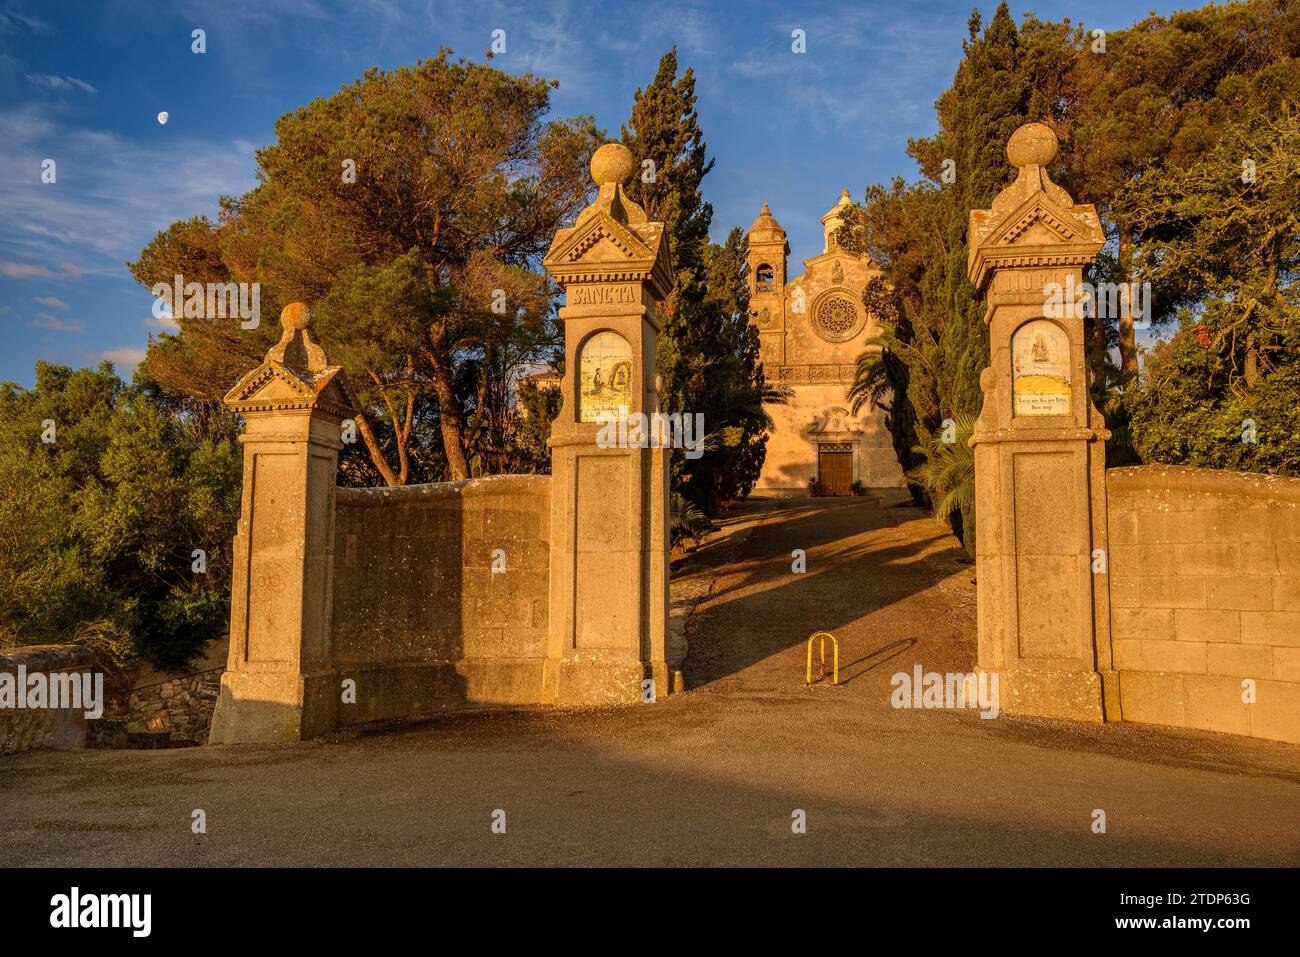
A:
[[569, 284, 638, 307]]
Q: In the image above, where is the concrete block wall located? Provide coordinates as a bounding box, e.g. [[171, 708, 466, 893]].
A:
[[330, 475, 551, 723], [1107, 465, 1300, 744]]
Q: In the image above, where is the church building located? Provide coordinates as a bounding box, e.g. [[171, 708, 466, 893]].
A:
[[746, 191, 906, 496]]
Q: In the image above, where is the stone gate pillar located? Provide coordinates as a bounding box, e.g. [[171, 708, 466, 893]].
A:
[[967, 123, 1114, 722], [209, 303, 357, 744], [541, 143, 675, 705]]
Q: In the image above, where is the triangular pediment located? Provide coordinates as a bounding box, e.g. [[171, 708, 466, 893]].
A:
[[801, 248, 872, 274], [224, 360, 356, 418], [549, 211, 654, 266], [312, 369, 354, 409], [981, 192, 1102, 250], [544, 212, 673, 300], [967, 125, 1106, 289]]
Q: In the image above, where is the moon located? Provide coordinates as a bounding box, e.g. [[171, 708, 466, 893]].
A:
[[157, 111, 169, 125]]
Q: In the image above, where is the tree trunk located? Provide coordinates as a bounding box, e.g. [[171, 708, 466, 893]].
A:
[[355, 413, 402, 487], [1245, 330, 1258, 388], [426, 325, 471, 481], [1117, 226, 1139, 378]]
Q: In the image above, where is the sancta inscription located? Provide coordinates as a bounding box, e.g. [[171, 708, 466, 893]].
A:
[[568, 284, 638, 307]]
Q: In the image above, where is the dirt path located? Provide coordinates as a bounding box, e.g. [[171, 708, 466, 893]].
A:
[[683, 495, 974, 699]]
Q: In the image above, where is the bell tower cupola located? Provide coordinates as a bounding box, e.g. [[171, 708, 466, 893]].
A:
[[746, 200, 790, 365], [821, 188, 852, 253]]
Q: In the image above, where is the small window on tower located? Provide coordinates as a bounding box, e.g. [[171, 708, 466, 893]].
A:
[[755, 263, 775, 293]]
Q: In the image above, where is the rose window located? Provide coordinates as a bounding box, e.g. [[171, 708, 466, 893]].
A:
[[814, 295, 859, 341]]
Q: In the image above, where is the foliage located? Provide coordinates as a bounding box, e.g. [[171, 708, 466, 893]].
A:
[[845, 0, 1300, 551], [130, 51, 600, 486], [842, 3, 1038, 529], [1117, 87, 1300, 474], [507, 379, 564, 474], [908, 413, 977, 557], [670, 491, 714, 546], [621, 49, 773, 525], [1058, 0, 1300, 374], [0, 362, 240, 669]]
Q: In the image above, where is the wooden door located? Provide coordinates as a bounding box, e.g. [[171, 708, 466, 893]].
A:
[[818, 445, 853, 496]]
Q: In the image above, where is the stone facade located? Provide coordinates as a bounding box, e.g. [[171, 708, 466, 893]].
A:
[[88, 668, 222, 748], [208, 302, 359, 744], [331, 476, 553, 719], [1107, 465, 1300, 743], [747, 192, 905, 495], [195, 129, 1296, 750], [541, 142, 674, 704]]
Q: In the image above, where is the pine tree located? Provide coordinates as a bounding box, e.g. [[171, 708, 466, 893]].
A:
[[131, 52, 600, 486]]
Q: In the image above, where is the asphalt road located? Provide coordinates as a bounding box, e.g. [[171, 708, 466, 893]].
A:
[[3, 497, 1298, 866]]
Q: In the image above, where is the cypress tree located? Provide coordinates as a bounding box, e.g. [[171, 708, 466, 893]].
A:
[[621, 50, 767, 524]]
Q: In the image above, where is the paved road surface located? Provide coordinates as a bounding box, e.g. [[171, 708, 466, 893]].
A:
[[3, 497, 1298, 866]]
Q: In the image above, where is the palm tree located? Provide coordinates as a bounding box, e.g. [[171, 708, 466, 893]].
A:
[[907, 412, 976, 556], [670, 491, 713, 546]]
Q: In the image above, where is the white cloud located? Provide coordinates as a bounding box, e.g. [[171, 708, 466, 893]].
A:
[[29, 313, 83, 332], [144, 309, 180, 332], [32, 295, 67, 308], [505, 2, 595, 99], [0, 104, 258, 283], [0, 260, 50, 277], [99, 346, 146, 375], [25, 73, 96, 94], [0, 10, 54, 36]]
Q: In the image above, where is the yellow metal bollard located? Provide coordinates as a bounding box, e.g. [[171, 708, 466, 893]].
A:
[[805, 631, 839, 686]]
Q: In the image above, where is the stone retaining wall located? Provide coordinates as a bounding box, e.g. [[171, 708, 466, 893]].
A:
[[1107, 465, 1300, 743], [0, 644, 97, 754], [89, 667, 223, 748]]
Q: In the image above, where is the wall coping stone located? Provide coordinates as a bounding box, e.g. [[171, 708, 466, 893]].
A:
[[0, 644, 97, 675], [335, 474, 551, 507], [1108, 464, 1300, 504]]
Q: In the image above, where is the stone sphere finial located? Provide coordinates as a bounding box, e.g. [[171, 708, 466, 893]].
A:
[[590, 143, 635, 186], [1007, 122, 1058, 169], [281, 302, 312, 332]]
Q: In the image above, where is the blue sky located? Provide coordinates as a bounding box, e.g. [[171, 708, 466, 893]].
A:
[[0, 0, 1186, 385]]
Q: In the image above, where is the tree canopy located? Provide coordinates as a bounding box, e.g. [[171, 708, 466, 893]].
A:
[[131, 51, 602, 485], [845, 0, 1300, 556], [0, 362, 240, 669]]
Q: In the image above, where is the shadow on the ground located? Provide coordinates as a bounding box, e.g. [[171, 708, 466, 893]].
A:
[[4, 696, 1297, 867], [676, 497, 972, 690]]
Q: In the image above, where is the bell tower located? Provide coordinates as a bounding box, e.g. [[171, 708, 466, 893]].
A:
[[820, 188, 852, 253], [746, 200, 789, 367]]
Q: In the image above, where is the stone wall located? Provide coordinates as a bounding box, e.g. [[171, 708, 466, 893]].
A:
[[330, 474, 551, 724], [1107, 465, 1300, 743], [90, 667, 223, 748], [0, 645, 97, 754]]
